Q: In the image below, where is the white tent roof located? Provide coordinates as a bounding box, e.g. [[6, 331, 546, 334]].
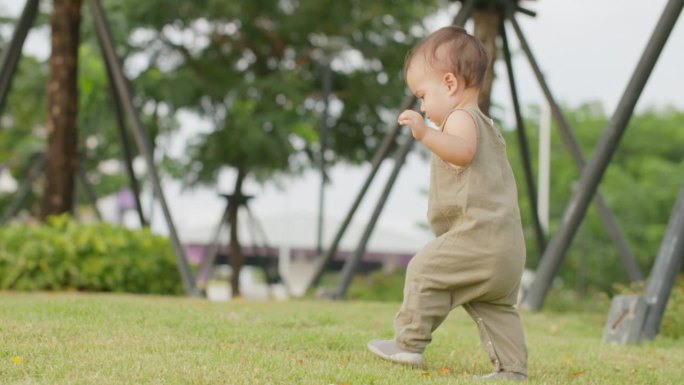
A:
[[177, 213, 431, 255]]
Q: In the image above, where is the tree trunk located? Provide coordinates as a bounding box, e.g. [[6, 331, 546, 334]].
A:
[[472, 8, 502, 116], [228, 168, 247, 297], [42, 0, 82, 220]]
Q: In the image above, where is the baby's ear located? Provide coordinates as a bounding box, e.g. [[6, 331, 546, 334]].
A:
[[442, 72, 459, 94]]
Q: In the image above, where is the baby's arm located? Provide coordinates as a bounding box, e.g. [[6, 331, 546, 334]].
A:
[[398, 109, 477, 167]]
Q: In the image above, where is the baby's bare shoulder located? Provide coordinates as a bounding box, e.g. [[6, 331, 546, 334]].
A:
[[443, 109, 477, 136]]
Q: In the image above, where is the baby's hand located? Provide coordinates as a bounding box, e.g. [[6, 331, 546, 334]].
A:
[[398, 110, 429, 141]]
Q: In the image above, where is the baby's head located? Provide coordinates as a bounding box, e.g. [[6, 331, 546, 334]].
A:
[[404, 26, 488, 91]]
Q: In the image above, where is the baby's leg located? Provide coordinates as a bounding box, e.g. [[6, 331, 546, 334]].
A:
[[463, 301, 527, 376], [393, 238, 454, 353], [393, 272, 451, 352]]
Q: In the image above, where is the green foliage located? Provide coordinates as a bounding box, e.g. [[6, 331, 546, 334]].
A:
[[346, 270, 405, 302], [0, 53, 66, 216], [107, 0, 451, 185], [661, 278, 684, 339], [507, 103, 684, 293], [0, 5, 175, 218], [0, 215, 183, 294]]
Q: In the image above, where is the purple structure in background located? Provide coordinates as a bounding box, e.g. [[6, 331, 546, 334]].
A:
[[184, 243, 413, 282], [116, 187, 137, 224], [117, 188, 136, 211]]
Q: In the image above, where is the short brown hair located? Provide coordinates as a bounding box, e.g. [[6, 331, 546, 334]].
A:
[[404, 26, 488, 89]]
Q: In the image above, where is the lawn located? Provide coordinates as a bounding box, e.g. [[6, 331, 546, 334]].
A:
[[1, 292, 682, 384]]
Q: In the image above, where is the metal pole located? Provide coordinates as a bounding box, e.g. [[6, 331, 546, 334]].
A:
[[306, 95, 414, 289], [538, 102, 551, 233], [0, 0, 40, 113], [101, 55, 147, 226], [523, 0, 683, 310], [195, 194, 254, 290], [0, 152, 45, 224], [90, 0, 197, 295], [500, 19, 546, 254], [194, 201, 231, 289], [316, 62, 332, 255], [454, 0, 476, 27], [335, 133, 415, 298], [641, 183, 684, 340], [510, 14, 643, 282]]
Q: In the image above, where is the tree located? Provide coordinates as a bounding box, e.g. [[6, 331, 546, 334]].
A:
[[108, 0, 452, 296], [0, 3, 163, 222], [42, 0, 82, 218]]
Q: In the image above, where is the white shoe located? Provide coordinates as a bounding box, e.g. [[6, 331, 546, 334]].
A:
[[475, 371, 527, 381], [367, 339, 423, 366]]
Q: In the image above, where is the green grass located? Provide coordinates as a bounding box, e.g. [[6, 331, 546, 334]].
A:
[[1, 292, 682, 385]]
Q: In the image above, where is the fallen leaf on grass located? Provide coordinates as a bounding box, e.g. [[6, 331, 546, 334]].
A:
[[437, 367, 450, 375], [296, 359, 304, 365], [572, 370, 585, 377], [421, 371, 430, 378]]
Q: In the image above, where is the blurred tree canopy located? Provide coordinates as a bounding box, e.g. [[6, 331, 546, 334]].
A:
[[104, 0, 453, 295], [0, 0, 451, 206], [0, 1, 681, 296], [1, 0, 454, 295], [110, 0, 455, 184]]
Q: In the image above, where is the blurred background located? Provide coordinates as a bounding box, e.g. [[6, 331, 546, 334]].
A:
[[0, 0, 682, 303]]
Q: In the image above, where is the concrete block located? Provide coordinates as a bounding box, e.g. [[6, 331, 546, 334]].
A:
[[602, 295, 647, 345]]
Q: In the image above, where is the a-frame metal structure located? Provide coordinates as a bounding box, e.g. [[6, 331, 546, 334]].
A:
[[309, 0, 640, 295], [523, 0, 684, 343], [0, 0, 198, 295], [307, 0, 683, 340]]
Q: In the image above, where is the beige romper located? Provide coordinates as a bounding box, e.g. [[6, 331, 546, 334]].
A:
[[394, 108, 527, 375]]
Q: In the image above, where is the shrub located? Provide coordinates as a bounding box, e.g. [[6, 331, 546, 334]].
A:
[[346, 270, 405, 302], [0, 214, 183, 295]]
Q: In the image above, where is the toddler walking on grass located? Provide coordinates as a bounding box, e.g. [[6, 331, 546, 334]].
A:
[[367, 26, 528, 381]]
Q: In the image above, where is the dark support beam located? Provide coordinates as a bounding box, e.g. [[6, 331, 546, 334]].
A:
[[316, 62, 332, 255], [641, 183, 684, 340], [90, 0, 197, 295], [306, 95, 414, 289], [0, 0, 40, 113], [0, 152, 45, 224], [509, 14, 643, 282], [523, 0, 684, 310], [335, 134, 415, 298], [101, 50, 147, 226], [455, 0, 476, 26], [500, 18, 546, 255], [195, 198, 233, 289]]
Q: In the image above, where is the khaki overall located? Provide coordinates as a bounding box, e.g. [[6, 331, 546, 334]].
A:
[[394, 108, 528, 375]]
